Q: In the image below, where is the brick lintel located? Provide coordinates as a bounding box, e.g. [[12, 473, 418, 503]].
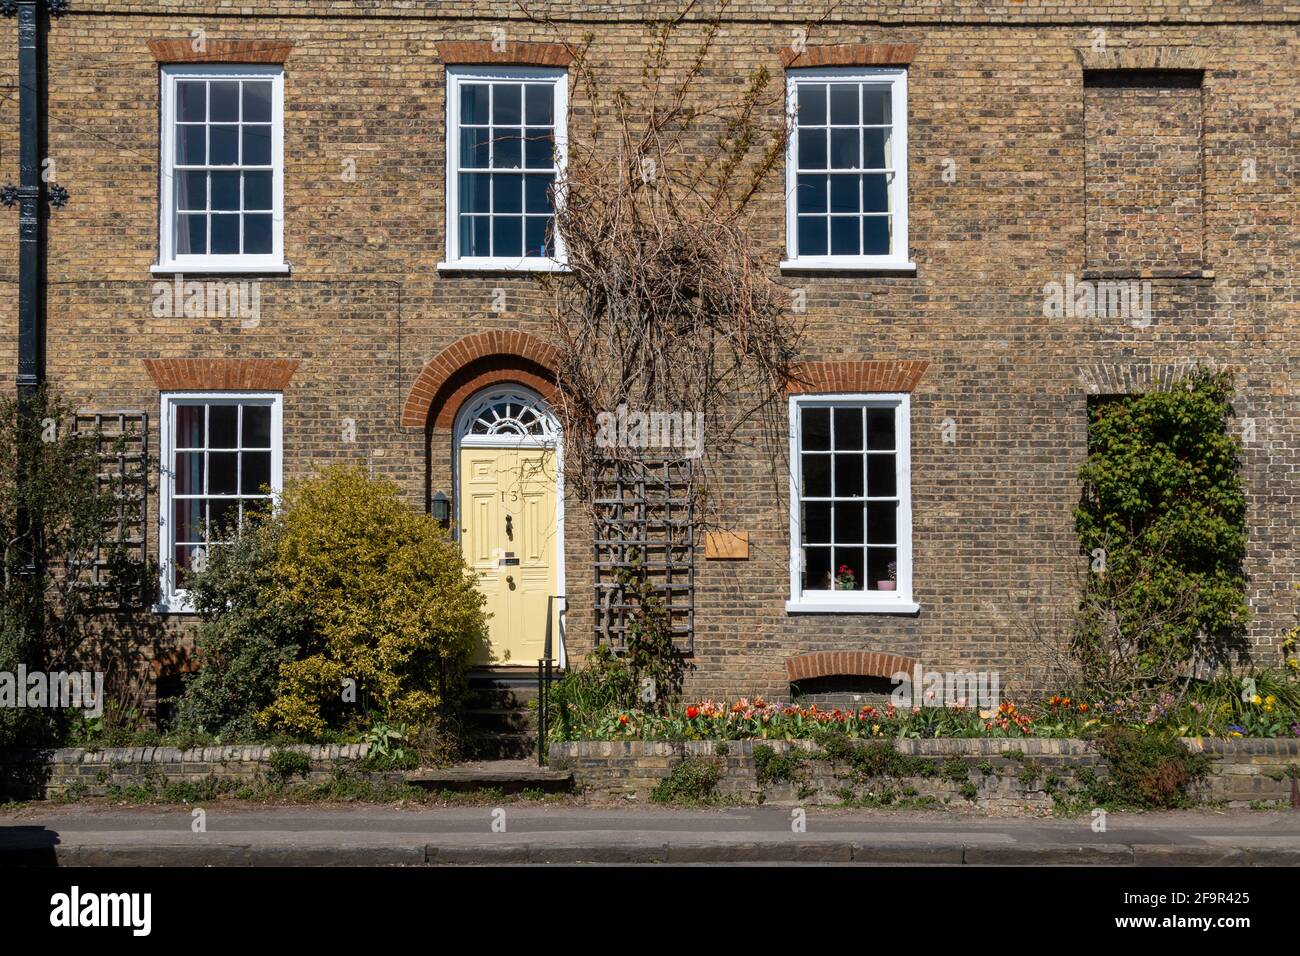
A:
[[147, 39, 293, 64], [781, 43, 918, 69], [436, 41, 574, 67], [142, 358, 300, 391], [786, 360, 929, 395]]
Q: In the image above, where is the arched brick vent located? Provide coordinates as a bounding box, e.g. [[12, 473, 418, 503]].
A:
[[785, 651, 918, 683]]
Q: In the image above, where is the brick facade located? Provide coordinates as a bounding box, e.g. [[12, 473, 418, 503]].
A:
[[1, 1, 1295, 707]]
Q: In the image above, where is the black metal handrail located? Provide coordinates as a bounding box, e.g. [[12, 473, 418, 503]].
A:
[[537, 594, 564, 766]]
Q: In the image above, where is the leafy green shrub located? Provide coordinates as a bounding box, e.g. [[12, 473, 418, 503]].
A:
[[941, 756, 969, 783], [810, 724, 855, 761], [178, 465, 488, 739], [267, 749, 312, 785], [1017, 761, 1043, 789], [1074, 370, 1249, 691], [617, 548, 691, 715], [651, 756, 724, 804], [0, 389, 159, 748], [173, 521, 308, 739], [259, 466, 487, 735], [550, 643, 637, 737], [753, 744, 804, 785], [1090, 727, 1210, 809], [0, 611, 49, 750], [357, 720, 418, 771]]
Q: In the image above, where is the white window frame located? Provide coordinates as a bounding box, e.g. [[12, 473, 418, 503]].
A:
[[439, 64, 569, 272], [782, 67, 913, 273], [786, 392, 918, 613], [155, 64, 288, 275], [156, 391, 284, 613]]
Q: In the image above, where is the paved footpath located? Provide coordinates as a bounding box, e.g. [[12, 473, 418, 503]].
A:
[[2, 804, 1299, 865]]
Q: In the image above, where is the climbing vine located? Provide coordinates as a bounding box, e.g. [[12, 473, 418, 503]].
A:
[[1073, 369, 1250, 695]]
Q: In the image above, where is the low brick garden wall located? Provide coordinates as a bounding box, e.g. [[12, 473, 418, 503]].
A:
[[550, 738, 1300, 809], [4, 738, 1298, 807], [0, 744, 373, 800]]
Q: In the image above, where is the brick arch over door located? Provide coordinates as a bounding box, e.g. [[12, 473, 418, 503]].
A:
[[401, 331, 562, 429]]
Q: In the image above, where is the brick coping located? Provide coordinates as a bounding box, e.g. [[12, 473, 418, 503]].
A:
[[551, 737, 1299, 757], [1, 743, 371, 764], [4, 736, 1292, 765]]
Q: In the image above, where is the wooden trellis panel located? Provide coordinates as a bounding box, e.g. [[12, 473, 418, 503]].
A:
[[70, 410, 150, 608], [593, 457, 694, 653]]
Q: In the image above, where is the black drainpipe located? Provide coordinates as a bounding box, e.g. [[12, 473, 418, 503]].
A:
[[3, 0, 67, 588], [15, 2, 43, 407]]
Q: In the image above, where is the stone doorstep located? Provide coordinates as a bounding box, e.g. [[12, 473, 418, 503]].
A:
[[404, 765, 574, 793]]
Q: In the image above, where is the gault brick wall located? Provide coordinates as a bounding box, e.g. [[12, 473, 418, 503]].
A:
[[551, 738, 1300, 809], [0, 1, 1295, 706], [0, 744, 373, 799]]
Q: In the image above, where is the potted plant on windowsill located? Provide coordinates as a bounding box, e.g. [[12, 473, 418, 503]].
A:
[[877, 561, 897, 591], [834, 564, 856, 591]]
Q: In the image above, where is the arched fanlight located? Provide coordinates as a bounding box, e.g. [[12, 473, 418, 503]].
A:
[[457, 388, 559, 443]]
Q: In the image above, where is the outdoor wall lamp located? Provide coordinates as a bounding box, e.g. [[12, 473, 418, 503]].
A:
[[431, 490, 451, 529]]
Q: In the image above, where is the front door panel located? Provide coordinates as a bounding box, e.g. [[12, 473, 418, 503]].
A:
[[459, 446, 558, 665]]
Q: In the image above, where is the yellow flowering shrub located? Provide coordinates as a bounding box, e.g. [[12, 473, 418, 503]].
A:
[[256, 466, 488, 736]]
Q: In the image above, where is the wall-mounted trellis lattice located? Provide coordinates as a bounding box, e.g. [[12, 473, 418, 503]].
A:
[[69, 410, 150, 608], [593, 457, 694, 653]]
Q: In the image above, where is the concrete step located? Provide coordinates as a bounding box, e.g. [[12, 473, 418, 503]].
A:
[[464, 731, 538, 761], [462, 708, 536, 733], [405, 760, 572, 794], [466, 686, 538, 710], [461, 668, 560, 759], [467, 667, 562, 707]]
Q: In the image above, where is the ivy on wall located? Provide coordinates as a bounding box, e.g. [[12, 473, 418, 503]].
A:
[[1075, 369, 1250, 686]]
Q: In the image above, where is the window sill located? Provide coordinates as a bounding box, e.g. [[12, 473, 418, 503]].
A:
[[152, 262, 291, 276], [1079, 267, 1211, 281], [151, 601, 196, 616], [786, 599, 920, 615], [780, 258, 917, 274], [437, 259, 571, 274]]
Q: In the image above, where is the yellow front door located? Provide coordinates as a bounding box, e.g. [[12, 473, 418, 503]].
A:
[[459, 446, 559, 665]]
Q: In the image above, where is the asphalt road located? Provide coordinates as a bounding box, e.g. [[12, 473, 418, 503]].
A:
[[3, 804, 1299, 865]]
